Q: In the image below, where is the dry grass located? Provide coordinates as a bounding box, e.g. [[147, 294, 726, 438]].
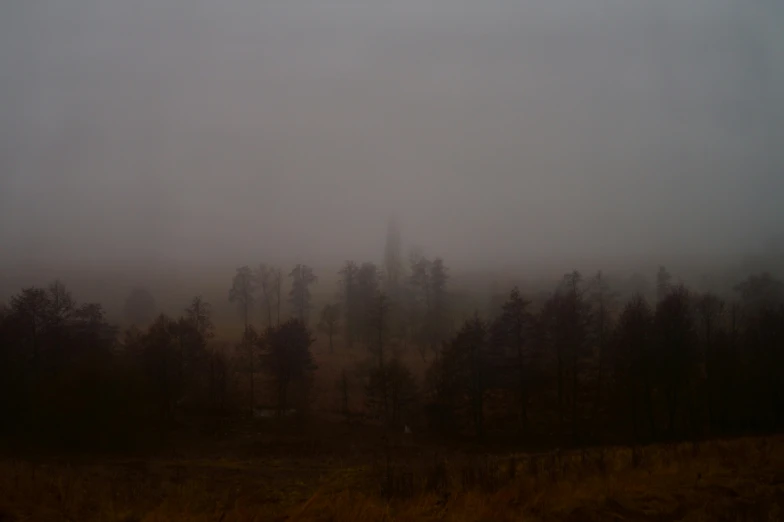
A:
[[1, 435, 783, 521]]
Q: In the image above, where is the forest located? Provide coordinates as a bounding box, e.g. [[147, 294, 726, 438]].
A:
[[1, 223, 782, 455], [1, 226, 784, 521]]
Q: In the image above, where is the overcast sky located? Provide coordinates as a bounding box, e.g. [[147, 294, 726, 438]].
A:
[[1, 0, 783, 274]]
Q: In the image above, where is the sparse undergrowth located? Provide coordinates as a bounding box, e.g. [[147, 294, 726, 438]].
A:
[[1, 435, 783, 521]]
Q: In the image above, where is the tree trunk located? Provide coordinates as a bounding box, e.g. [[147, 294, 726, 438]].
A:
[[277, 379, 288, 418], [178, 333, 185, 395], [209, 352, 215, 406], [249, 356, 254, 415], [243, 302, 249, 335], [592, 323, 606, 429], [571, 352, 579, 443], [475, 392, 484, 441], [265, 290, 272, 329], [516, 327, 528, 430], [631, 384, 639, 442], [704, 319, 714, 434], [275, 281, 281, 326], [644, 374, 656, 440], [667, 387, 678, 437], [248, 334, 254, 416], [341, 370, 350, 423], [557, 354, 564, 428]]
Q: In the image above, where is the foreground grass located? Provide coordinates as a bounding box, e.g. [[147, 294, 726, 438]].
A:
[[1, 435, 783, 521]]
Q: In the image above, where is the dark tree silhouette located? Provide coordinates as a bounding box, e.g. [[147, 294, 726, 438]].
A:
[[563, 271, 592, 442], [695, 292, 725, 433], [491, 286, 532, 431], [183, 296, 224, 414], [230, 266, 257, 415], [257, 264, 283, 328], [259, 319, 316, 417], [437, 314, 491, 439], [540, 271, 592, 441], [185, 295, 214, 342], [408, 252, 431, 361], [405, 254, 450, 360], [208, 350, 230, 415], [9, 287, 50, 363], [366, 358, 418, 428], [47, 280, 75, 324], [256, 264, 274, 329], [355, 262, 381, 347], [654, 285, 698, 437], [318, 303, 341, 353], [288, 264, 317, 324], [382, 226, 408, 350], [229, 266, 255, 334], [140, 315, 181, 427], [369, 292, 390, 367], [272, 267, 284, 326], [236, 326, 259, 415], [1, 283, 125, 448], [4, 250, 784, 455], [734, 273, 784, 430], [428, 258, 449, 357], [170, 300, 213, 405], [589, 271, 616, 427], [610, 295, 656, 441], [339, 261, 360, 348]]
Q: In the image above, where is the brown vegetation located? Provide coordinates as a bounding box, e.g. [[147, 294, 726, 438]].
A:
[[1, 435, 782, 521]]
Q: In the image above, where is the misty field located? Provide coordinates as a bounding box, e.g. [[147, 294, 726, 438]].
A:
[[1, 433, 782, 522], [4, 0, 784, 518]]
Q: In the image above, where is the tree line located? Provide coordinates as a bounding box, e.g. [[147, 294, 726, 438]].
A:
[[424, 269, 784, 446], [1, 246, 782, 452]]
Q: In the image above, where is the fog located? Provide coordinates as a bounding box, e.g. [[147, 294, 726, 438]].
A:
[[2, 0, 783, 276]]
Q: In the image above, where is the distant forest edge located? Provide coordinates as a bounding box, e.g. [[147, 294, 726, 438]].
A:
[[0, 223, 783, 452]]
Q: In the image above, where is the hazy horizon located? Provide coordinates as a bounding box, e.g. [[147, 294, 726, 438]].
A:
[[2, 0, 783, 276]]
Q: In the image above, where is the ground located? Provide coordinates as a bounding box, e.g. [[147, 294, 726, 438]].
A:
[[2, 336, 782, 521], [1, 430, 783, 521]]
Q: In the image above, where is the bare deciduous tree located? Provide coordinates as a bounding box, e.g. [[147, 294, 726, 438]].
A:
[[185, 296, 214, 341], [318, 303, 341, 353], [339, 261, 360, 348], [272, 267, 283, 326], [256, 264, 282, 329], [230, 266, 257, 415], [289, 264, 317, 324], [229, 266, 256, 334]]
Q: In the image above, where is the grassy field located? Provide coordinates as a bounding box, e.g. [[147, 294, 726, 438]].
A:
[[1, 432, 782, 522]]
